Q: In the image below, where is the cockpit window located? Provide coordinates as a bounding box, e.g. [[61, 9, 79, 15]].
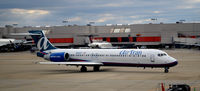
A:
[[158, 53, 167, 57]]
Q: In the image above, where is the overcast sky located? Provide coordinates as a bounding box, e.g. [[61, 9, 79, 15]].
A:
[[0, 0, 200, 26]]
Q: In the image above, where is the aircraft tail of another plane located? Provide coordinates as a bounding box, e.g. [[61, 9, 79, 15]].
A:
[[29, 30, 57, 51]]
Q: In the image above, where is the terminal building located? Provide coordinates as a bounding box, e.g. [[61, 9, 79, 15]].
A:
[[0, 23, 200, 48]]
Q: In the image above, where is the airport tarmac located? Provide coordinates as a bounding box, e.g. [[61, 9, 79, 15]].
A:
[[0, 49, 200, 91]]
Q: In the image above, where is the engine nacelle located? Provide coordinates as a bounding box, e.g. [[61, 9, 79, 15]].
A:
[[44, 52, 70, 62]]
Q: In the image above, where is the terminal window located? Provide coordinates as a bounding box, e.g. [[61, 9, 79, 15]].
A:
[[113, 29, 120, 33], [112, 28, 130, 33], [125, 28, 130, 33]]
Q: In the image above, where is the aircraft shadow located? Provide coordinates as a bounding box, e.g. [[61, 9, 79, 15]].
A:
[[39, 68, 166, 74], [108, 70, 164, 74], [40, 68, 114, 74]]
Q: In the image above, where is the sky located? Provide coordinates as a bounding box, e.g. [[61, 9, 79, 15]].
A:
[[0, 0, 200, 27]]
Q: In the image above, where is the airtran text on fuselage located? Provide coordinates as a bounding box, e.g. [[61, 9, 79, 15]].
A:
[[119, 50, 142, 55], [74, 50, 143, 56]]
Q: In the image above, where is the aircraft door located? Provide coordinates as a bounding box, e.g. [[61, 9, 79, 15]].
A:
[[150, 54, 155, 62]]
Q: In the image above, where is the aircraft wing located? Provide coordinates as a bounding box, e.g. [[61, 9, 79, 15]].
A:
[[0, 43, 7, 46], [37, 62, 103, 66]]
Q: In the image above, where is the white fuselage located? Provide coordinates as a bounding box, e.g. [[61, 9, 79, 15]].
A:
[[45, 49, 177, 67], [0, 39, 15, 46]]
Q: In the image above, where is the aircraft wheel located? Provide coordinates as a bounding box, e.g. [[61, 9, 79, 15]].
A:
[[10, 48, 15, 52], [81, 66, 87, 72], [93, 66, 100, 71], [164, 67, 169, 73]]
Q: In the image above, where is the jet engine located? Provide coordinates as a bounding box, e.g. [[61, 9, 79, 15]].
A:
[[44, 52, 70, 62]]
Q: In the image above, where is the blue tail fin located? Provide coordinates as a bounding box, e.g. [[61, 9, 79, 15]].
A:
[[29, 30, 57, 51]]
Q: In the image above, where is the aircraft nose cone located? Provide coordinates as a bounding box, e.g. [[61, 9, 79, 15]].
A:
[[170, 60, 178, 67], [170, 57, 178, 66], [173, 60, 178, 66]]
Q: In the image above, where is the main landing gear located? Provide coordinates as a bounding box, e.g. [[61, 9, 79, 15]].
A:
[[164, 67, 169, 73], [80, 66, 100, 72], [80, 66, 87, 72]]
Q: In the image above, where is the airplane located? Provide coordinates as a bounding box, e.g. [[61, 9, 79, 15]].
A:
[[0, 38, 26, 52], [88, 40, 118, 49], [0, 39, 16, 47], [82, 34, 118, 49], [29, 30, 178, 73]]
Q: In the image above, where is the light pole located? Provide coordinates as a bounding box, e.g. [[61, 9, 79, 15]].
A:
[[179, 20, 186, 23], [89, 22, 95, 25], [88, 22, 95, 33], [13, 24, 18, 26], [151, 18, 157, 24], [62, 20, 68, 26], [13, 23, 18, 33]]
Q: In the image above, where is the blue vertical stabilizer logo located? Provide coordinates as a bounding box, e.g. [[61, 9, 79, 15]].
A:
[[37, 37, 49, 50], [29, 30, 57, 51]]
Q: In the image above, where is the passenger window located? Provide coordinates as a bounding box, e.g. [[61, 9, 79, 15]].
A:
[[158, 54, 161, 56]]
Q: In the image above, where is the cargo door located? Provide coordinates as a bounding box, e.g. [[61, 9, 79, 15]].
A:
[[150, 54, 155, 62]]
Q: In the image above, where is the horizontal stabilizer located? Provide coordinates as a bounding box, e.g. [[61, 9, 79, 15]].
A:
[[37, 62, 103, 66]]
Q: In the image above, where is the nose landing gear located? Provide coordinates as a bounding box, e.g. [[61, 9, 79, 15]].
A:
[[164, 67, 169, 73]]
